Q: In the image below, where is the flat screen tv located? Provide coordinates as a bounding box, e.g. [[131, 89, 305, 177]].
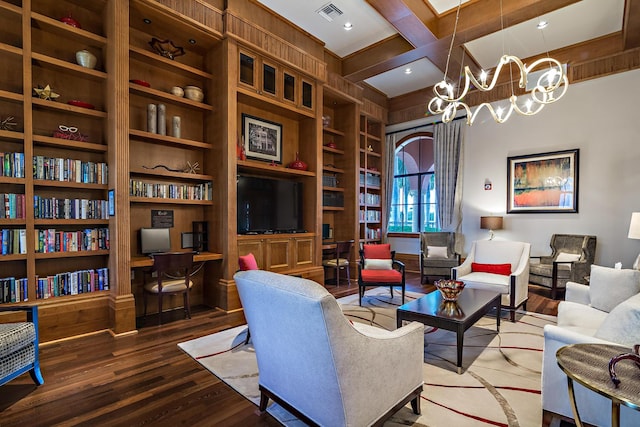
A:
[[140, 227, 171, 254], [237, 174, 303, 234]]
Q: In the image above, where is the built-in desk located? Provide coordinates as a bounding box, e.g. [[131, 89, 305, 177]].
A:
[[130, 251, 223, 268]]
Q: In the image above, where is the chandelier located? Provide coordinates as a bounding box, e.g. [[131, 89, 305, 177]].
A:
[[428, 1, 568, 125]]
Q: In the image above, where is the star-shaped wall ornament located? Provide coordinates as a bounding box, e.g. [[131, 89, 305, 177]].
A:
[[33, 85, 60, 101]]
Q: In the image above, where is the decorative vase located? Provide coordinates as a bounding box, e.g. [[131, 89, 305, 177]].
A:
[[60, 13, 81, 28], [76, 50, 97, 69], [236, 142, 246, 160], [157, 104, 166, 136], [147, 104, 157, 134], [288, 152, 308, 171], [170, 86, 184, 97], [172, 116, 181, 138]]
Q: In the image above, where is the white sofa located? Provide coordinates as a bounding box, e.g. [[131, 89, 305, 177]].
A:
[[542, 265, 640, 427], [234, 269, 424, 426], [452, 240, 530, 321]]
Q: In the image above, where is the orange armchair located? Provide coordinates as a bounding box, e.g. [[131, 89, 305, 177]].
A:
[[358, 243, 405, 306]]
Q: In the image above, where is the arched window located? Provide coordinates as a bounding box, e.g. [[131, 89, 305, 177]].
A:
[[388, 133, 438, 233]]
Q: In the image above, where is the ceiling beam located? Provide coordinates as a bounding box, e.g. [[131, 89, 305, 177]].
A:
[[365, 0, 438, 48], [623, 0, 640, 49], [343, 0, 580, 82]]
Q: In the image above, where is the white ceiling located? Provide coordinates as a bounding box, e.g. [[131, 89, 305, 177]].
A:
[[257, 0, 626, 98], [257, 0, 397, 57]]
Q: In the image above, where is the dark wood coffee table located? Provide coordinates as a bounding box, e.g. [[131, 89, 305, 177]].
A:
[[397, 288, 501, 374]]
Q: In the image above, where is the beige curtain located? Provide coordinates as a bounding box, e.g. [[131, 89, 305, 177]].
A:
[[433, 121, 465, 252]]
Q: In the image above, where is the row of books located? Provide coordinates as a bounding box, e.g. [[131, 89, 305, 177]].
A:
[[34, 197, 109, 220], [359, 192, 381, 206], [36, 268, 110, 299], [35, 228, 110, 253], [1, 228, 26, 254], [364, 227, 382, 240], [0, 152, 25, 178], [129, 179, 213, 200], [0, 277, 28, 303], [0, 195, 108, 220], [33, 156, 108, 184], [359, 209, 381, 222], [1, 193, 26, 219]]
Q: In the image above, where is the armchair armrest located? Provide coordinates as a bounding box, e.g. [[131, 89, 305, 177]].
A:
[[565, 281, 591, 305], [392, 259, 405, 273], [452, 256, 472, 278]]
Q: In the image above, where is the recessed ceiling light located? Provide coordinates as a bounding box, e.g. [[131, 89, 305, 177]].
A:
[[343, 22, 353, 31], [537, 20, 548, 30], [404, 68, 412, 75], [143, 18, 152, 24], [189, 39, 196, 44]]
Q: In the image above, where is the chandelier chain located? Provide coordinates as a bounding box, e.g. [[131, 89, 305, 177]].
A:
[[443, 0, 463, 82]]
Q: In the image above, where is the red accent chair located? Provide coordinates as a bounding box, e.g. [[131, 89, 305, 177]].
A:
[[358, 244, 405, 306]]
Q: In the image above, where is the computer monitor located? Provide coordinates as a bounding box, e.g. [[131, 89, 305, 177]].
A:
[[322, 224, 330, 240], [140, 227, 171, 255]]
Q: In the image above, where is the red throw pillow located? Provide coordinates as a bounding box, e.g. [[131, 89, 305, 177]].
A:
[[472, 262, 512, 276], [239, 253, 259, 271], [364, 243, 391, 260]]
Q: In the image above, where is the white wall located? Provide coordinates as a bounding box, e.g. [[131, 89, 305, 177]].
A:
[[390, 69, 640, 268]]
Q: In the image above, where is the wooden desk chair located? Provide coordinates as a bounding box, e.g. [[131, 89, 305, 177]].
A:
[[322, 240, 354, 286], [143, 252, 194, 324]]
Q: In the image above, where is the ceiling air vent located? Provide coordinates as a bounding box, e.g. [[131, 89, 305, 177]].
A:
[[316, 2, 343, 22]]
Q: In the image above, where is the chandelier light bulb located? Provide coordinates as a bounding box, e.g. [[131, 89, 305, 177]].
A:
[[480, 70, 488, 87]]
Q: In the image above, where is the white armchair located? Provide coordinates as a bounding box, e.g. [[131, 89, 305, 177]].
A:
[[452, 240, 530, 321], [234, 269, 424, 426], [542, 265, 640, 427]]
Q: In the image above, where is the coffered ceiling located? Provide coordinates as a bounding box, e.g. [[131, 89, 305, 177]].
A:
[[257, 0, 640, 99]]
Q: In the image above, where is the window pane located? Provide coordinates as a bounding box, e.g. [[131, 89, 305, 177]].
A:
[[392, 135, 438, 233]]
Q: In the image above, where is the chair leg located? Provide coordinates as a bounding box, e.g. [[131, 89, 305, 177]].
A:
[[390, 286, 394, 298], [29, 364, 44, 386], [346, 265, 351, 286], [411, 394, 421, 415], [143, 291, 148, 318], [158, 293, 163, 325], [510, 309, 516, 322], [335, 265, 340, 286], [359, 285, 363, 306], [184, 289, 191, 319], [259, 390, 269, 412], [402, 285, 405, 304]]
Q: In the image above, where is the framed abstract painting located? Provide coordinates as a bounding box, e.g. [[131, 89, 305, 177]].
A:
[[507, 149, 579, 213]]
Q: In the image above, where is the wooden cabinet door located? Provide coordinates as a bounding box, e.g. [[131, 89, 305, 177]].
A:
[[238, 239, 265, 269], [265, 238, 290, 272], [294, 237, 314, 269]]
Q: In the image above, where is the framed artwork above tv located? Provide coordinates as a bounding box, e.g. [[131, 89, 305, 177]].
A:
[[507, 149, 579, 213], [242, 114, 282, 164]]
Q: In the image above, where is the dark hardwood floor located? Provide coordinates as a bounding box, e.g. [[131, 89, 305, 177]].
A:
[[0, 273, 560, 426]]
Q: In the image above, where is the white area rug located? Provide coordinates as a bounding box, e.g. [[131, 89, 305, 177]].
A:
[[178, 287, 556, 426]]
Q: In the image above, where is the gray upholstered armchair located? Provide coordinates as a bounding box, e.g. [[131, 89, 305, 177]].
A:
[[420, 232, 460, 284], [529, 234, 596, 300], [234, 270, 424, 426]]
